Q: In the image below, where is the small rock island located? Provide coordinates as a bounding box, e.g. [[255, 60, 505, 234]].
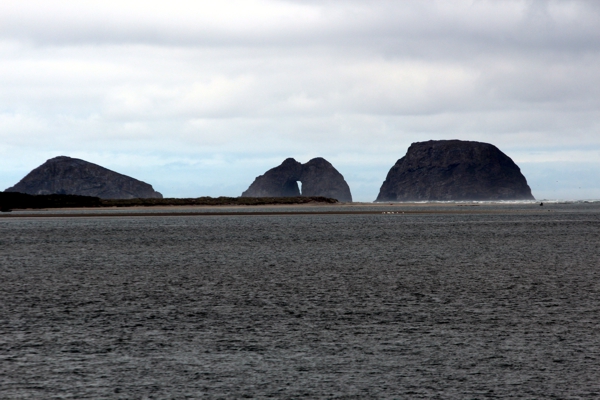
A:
[[376, 140, 534, 201], [242, 157, 352, 202], [5, 156, 163, 199]]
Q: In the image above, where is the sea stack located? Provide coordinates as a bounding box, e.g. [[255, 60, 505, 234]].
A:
[[5, 156, 163, 199], [376, 140, 534, 201], [242, 157, 352, 202]]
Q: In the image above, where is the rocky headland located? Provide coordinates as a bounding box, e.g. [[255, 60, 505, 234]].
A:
[[5, 156, 163, 199], [242, 157, 352, 202], [376, 140, 534, 201]]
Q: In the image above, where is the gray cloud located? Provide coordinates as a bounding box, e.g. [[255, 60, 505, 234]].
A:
[[0, 0, 599, 200]]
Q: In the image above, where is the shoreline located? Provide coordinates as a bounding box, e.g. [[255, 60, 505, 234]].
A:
[[0, 201, 550, 218]]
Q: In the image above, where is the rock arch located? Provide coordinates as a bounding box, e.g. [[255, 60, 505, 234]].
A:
[[241, 157, 352, 202]]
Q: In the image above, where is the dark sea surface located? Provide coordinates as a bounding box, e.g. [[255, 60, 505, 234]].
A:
[[2, 203, 600, 398]]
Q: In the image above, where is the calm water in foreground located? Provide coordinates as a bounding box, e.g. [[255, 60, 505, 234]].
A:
[[1, 203, 600, 398]]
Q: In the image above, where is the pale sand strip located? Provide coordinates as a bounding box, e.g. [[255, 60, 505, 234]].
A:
[[0, 202, 542, 218]]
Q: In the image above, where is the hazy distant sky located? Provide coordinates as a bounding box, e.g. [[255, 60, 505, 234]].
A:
[[1, 0, 599, 200]]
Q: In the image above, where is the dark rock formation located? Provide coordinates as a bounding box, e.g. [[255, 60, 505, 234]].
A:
[[242, 157, 352, 202], [376, 140, 534, 201], [300, 158, 352, 200], [5, 156, 163, 199], [242, 158, 304, 198]]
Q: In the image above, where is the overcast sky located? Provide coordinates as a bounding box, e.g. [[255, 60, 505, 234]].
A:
[[1, 0, 599, 201]]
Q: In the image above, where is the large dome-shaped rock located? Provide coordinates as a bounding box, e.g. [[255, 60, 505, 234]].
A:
[[376, 140, 534, 201], [242, 157, 352, 202], [5, 156, 163, 199]]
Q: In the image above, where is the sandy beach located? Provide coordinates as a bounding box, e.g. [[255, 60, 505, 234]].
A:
[[0, 201, 548, 218]]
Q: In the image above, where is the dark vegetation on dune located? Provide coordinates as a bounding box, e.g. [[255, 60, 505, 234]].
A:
[[101, 196, 338, 207], [0, 192, 338, 211], [0, 192, 101, 212]]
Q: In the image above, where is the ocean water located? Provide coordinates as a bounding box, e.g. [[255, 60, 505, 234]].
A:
[[1, 204, 600, 398]]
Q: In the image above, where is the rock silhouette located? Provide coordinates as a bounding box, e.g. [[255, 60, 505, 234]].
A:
[[242, 158, 352, 202], [5, 156, 163, 199], [376, 140, 534, 201]]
